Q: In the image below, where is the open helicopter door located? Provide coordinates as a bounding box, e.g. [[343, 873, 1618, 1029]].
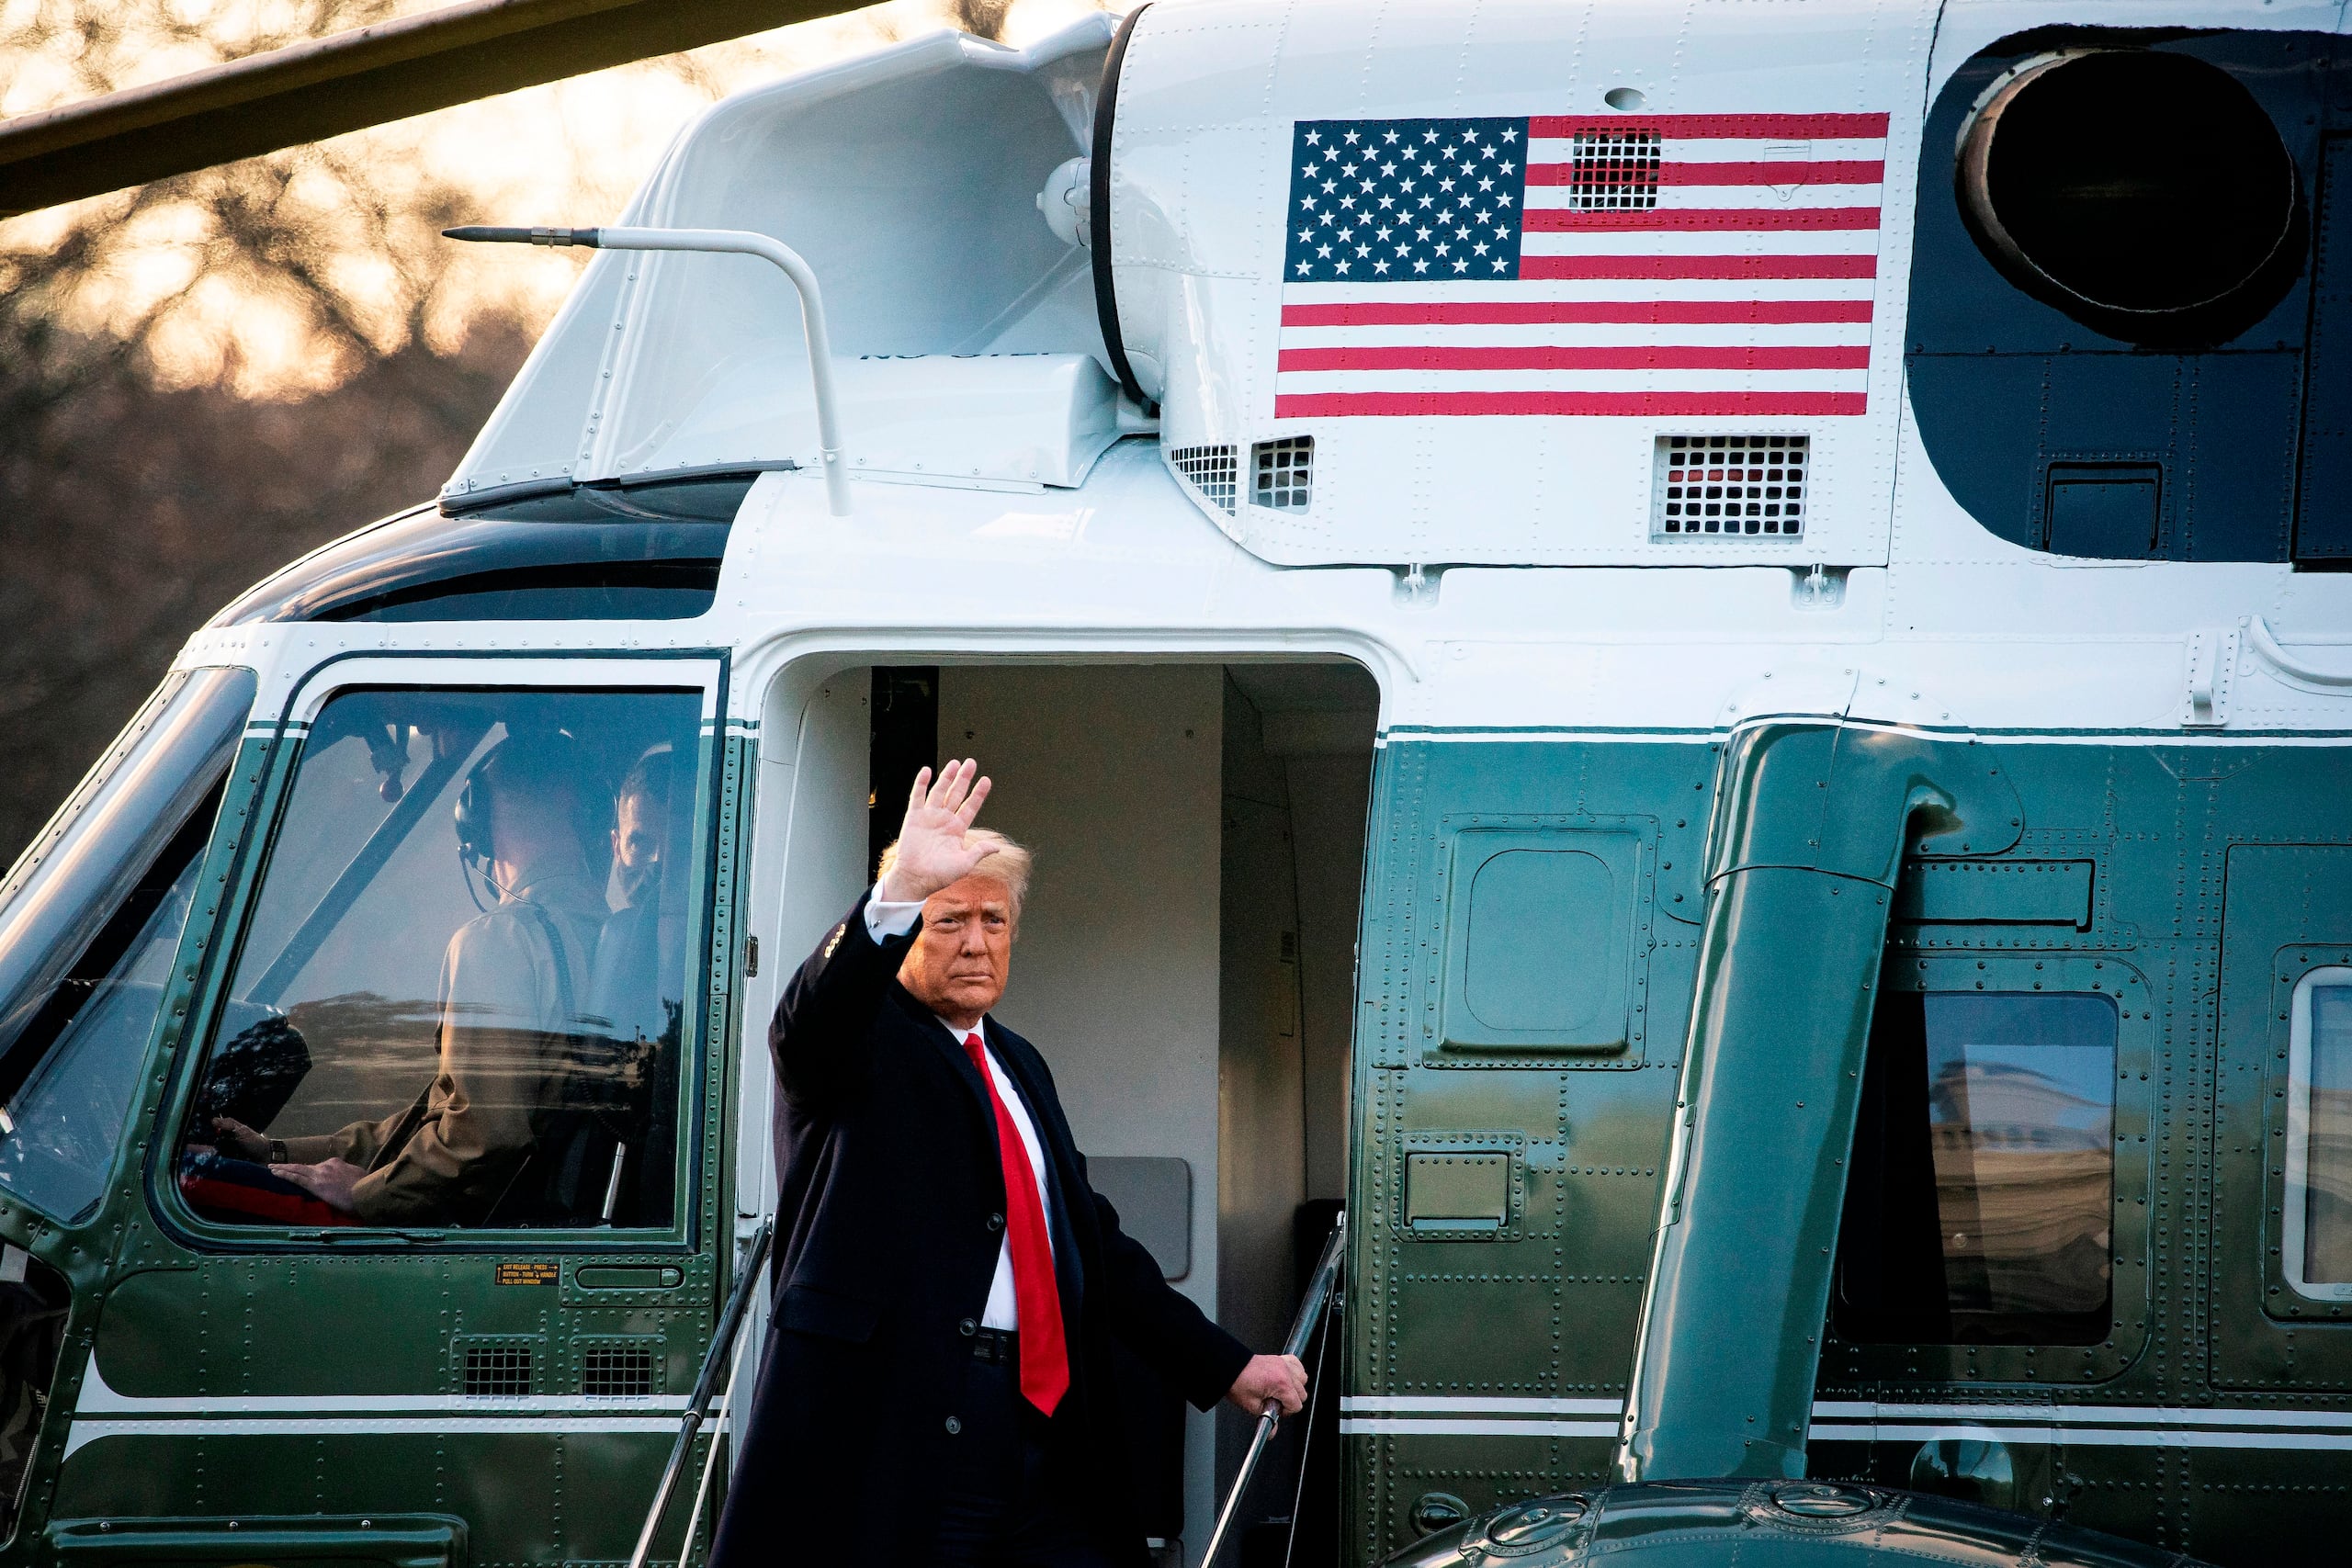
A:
[[28, 651, 746, 1567], [745, 653, 1375, 1567]]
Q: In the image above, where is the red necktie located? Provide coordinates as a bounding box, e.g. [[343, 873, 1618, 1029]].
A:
[[964, 1032, 1069, 1416]]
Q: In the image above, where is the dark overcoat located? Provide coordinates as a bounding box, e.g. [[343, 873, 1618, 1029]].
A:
[[707, 892, 1251, 1567]]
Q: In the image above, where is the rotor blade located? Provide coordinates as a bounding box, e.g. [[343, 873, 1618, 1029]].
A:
[[0, 0, 865, 218]]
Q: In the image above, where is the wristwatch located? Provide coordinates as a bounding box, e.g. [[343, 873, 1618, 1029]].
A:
[[267, 1139, 287, 1165]]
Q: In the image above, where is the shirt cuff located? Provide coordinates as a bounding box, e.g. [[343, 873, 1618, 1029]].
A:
[[864, 891, 924, 941]]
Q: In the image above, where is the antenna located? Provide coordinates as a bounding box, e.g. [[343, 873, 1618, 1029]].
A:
[[447, 224, 853, 516]]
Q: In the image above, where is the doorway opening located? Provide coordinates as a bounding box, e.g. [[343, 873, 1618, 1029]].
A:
[[762, 659, 1378, 1566]]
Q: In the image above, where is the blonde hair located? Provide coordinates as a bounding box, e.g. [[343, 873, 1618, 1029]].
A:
[[877, 829, 1034, 919]]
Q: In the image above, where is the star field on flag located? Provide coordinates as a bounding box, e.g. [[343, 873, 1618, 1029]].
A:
[[1283, 118, 1528, 283]]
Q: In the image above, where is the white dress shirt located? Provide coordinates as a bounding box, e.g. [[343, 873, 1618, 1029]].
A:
[[866, 892, 1055, 1331]]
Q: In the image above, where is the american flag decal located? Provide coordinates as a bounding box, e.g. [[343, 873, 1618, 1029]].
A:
[[1275, 112, 1891, 419]]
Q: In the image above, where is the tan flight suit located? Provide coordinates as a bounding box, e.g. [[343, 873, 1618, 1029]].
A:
[[278, 869, 607, 1225]]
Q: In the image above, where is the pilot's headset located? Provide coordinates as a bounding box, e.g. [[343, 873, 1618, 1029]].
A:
[[455, 728, 589, 908]]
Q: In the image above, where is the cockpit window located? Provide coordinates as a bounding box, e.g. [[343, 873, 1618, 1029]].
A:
[[0, 666, 254, 1223], [176, 685, 707, 1233], [1837, 991, 2119, 1346]]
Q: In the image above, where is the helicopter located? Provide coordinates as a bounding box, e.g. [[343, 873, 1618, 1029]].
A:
[[3, 0, 2352, 1563]]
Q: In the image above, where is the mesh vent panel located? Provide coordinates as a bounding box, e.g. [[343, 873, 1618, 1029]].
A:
[[1170, 445, 1238, 514], [1568, 131, 1662, 210], [1251, 437, 1314, 511], [582, 1343, 658, 1397], [462, 1344, 532, 1397], [1654, 434, 1809, 538]]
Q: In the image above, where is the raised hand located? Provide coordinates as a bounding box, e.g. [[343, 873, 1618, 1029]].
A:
[[875, 759, 994, 905]]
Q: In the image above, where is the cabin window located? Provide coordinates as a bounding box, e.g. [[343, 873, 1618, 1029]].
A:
[[0, 666, 253, 1223], [2284, 968, 2352, 1298], [1837, 991, 2118, 1345], [175, 684, 707, 1232]]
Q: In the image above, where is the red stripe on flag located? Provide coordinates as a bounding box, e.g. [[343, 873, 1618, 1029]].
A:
[[1277, 344, 1871, 372], [1279, 299, 1875, 327], [1520, 254, 1877, 280], [1527, 160, 1884, 187], [1528, 113, 1891, 139], [1273, 390, 1870, 418], [1523, 205, 1880, 233]]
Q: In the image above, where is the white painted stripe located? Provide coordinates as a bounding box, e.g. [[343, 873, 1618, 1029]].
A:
[[76, 1390, 691, 1416], [1333, 1393, 2352, 1448], [1525, 137, 1890, 164], [1339, 1419, 2352, 1452], [1386, 730, 1726, 744], [1809, 1423, 2352, 1451], [1340, 1417, 1620, 1438], [74, 1355, 692, 1417], [1969, 731, 2352, 747], [1522, 186, 1887, 213], [1342, 1395, 1622, 1415], [64, 1413, 684, 1458], [1389, 729, 2352, 747], [1280, 322, 1874, 351], [1517, 231, 1884, 258], [1283, 276, 1880, 305], [1811, 1401, 2352, 1430], [1272, 368, 1870, 396]]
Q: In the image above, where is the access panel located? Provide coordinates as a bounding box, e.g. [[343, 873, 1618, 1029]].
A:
[[1442, 827, 1655, 1056]]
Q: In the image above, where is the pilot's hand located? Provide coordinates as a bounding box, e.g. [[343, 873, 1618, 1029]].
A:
[[210, 1117, 271, 1162], [278, 1156, 365, 1214], [1226, 1352, 1308, 1418], [874, 759, 994, 904]]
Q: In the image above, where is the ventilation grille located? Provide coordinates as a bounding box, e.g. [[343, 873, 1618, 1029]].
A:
[[1169, 445, 1238, 514], [1654, 434, 1809, 538], [582, 1341, 659, 1397], [1567, 130, 1661, 210], [1251, 437, 1314, 511], [461, 1343, 533, 1397]]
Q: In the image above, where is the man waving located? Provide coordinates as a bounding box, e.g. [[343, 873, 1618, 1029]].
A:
[[710, 760, 1307, 1568]]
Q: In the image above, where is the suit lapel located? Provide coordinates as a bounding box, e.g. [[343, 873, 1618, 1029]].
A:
[[888, 984, 999, 1144]]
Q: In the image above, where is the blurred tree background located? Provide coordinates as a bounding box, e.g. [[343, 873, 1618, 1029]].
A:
[[0, 0, 1074, 864]]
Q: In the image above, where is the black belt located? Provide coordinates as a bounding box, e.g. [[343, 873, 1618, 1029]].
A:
[[970, 1325, 1019, 1366]]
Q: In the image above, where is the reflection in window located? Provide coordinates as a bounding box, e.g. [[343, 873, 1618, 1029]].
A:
[[0, 809, 215, 1222], [177, 686, 705, 1231], [2285, 970, 2352, 1296], [0, 666, 254, 1222], [1838, 991, 2119, 1346]]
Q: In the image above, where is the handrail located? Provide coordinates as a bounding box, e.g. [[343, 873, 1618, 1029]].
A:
[[1202, 1211, 1346, 1567], [674, 1310, 757, 1561], [2245, 615, 2352, 690], [626, 1217, 775, 1568], [444, 224, 853, 516]]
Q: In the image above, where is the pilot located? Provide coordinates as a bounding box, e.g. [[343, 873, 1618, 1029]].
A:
[[211, 730, 607, 1224]]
